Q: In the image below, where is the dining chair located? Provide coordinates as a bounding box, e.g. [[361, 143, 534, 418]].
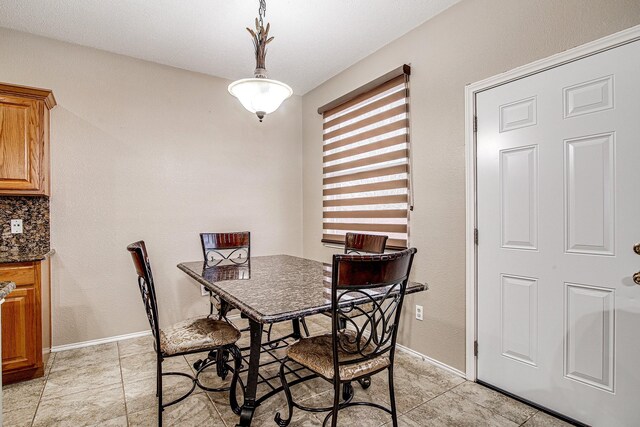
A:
[[275, 248, 417, 427], [127, 240, 243, 426], [344, 232, 388, 255], [319, 232, 389, 390], [200, 231, 251, 319], [195, 231, 309, 373]]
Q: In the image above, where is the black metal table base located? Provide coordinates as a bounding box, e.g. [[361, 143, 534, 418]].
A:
[[195, 319, 366, 426], [234, 318, 358, 426], [238, 330, 315, 407]]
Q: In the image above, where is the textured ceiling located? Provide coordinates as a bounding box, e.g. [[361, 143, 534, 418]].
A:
[[0, 0, 459, 94]]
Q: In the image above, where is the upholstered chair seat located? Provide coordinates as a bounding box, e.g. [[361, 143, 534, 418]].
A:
[[160, 317, 241, 356], [287, 331, 390, 381]]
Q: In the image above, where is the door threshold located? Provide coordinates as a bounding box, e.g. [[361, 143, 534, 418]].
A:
[[476, 380, 589, 427]]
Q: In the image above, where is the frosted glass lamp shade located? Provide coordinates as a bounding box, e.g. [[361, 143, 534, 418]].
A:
[[228, 78, 293, 121]]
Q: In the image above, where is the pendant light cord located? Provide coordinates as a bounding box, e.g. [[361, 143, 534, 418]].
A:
[[258, 0, 267, 28]]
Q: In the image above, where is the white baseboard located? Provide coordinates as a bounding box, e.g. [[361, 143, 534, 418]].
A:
[[50, 330, 152, 352], [49, 314, 244, 353], [396, 343, 466, 379]]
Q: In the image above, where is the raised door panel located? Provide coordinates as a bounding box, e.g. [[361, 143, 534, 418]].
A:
[[500, 146, 538, 250], [564, 283, 615, 392], [0, 95, 44, 194], [1, 287, 37, 371], [501, 274, 538, 366], [564, 133, 615, 255]]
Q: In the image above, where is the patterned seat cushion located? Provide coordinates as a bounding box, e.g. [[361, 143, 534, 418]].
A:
[[159, 317, 241, 356], [287, 331, 390, 381]]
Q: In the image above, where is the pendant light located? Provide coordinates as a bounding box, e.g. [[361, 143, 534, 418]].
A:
[[228, 0, 293, 122]]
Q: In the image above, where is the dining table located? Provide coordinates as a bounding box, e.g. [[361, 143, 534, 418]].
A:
[[178, 254, 426, 426]]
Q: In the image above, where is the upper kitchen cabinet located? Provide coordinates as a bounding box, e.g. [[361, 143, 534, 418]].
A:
[[0, 83, 56, 196]]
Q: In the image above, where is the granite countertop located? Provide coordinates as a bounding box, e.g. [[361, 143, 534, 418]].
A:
[[0, 249, 56, 264], [0, 282, 16, 300], [178, 254, 427, 324]]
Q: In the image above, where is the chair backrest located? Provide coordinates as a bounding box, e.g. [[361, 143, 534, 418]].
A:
[[344, 232, 388, 254], [200, 232, 250, 265], [126, 240, 161, 353], [330, 248, 417, 375]]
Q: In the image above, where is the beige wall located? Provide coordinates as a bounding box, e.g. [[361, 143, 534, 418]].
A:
[[0, 28, 303, 347], [1, 0, 638, 361], [301, 0, 640, 372]]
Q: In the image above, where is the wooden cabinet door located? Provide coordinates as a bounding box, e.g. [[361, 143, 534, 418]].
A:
[[1, 287, 37, 371], [0, 95, 45, 193], [0, 262, 42, 381]]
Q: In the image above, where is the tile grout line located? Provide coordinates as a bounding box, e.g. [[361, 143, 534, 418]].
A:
[[389, 380, 456, 423], [398, 374, 467, 416], [116, 342, 130, 426], [442, 388, 521, 426], [385, 378, 480, 426], [29, 352, 56, 426], [185, 355, 210, 411], [185, 354, 231, 426], [519, 411, 539, 426], [448, 383, 535, 426]]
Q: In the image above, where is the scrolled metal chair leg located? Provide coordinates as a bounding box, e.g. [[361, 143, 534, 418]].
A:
[[274, 359, 294, 427], [388, 367, 398, 427], [193, 349, 216, 371], [157, 356, 163, 427], [341, 382, 354, 401], [215, 349, 230, 379], [323, 380, 341, 427], [228, 346, 244, 415]]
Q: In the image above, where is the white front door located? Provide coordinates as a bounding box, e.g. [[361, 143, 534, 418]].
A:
[[477, 39, 640, 426]]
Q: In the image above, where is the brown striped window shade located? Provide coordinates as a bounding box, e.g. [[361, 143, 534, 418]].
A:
[[318, 66, 411, 250]]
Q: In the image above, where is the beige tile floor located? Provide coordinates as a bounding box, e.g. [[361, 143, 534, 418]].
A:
[[3, 316, 572, 426]]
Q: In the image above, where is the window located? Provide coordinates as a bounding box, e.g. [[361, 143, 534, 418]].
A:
[[318, 65, 411, 250]]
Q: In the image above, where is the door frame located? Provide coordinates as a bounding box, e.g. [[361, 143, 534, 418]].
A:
[[464, 24, 640, 381]]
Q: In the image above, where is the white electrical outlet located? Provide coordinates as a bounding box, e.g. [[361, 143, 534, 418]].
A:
[[415, 305, 423, 321], [10, 219, 23, 234]]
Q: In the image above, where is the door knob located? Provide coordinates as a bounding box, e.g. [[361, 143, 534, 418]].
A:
[[635, 272, 640, 285], [635, 243, 640, 255]]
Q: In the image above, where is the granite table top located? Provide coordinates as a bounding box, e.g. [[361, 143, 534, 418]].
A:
[[178, 254, 427, 324], [0, 249, 55, 264], [0, 282, 16, 300]]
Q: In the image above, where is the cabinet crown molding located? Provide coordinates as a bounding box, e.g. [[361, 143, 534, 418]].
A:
[[0, 82, 56, 109]]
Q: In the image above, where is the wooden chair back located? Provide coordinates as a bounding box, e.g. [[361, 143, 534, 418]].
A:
[[127, 240, 161, 353], [330, 248, 417, 375], [344, 232, 388, 255], [200, 232, 250, 265]]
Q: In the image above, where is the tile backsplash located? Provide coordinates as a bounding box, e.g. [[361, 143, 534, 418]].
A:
[[0, 196, 50, 255]]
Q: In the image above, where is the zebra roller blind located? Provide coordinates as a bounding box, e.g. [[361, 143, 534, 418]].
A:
[[320, 67, 411, 250]]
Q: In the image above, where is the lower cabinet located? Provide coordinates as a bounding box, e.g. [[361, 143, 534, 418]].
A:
[[0, 261, 48, 384]]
